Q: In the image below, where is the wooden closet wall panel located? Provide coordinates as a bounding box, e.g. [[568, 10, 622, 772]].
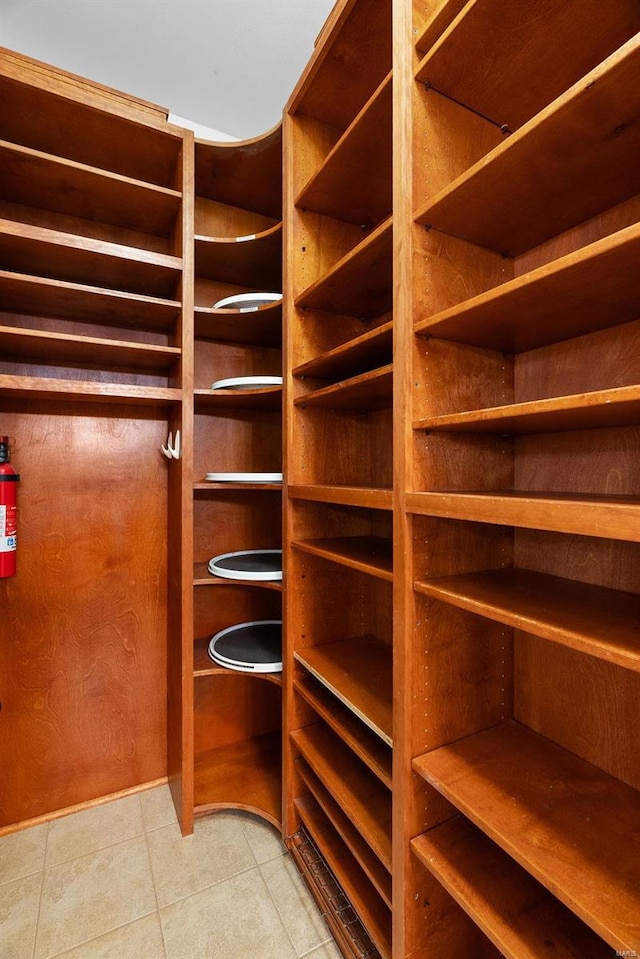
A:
[[0, 402, 168, 826]]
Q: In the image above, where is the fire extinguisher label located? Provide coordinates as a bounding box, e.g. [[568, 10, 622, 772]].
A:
[[0, 504, 17, 551]]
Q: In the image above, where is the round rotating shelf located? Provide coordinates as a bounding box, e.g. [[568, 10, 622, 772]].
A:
[[208, 620, 283, 673]]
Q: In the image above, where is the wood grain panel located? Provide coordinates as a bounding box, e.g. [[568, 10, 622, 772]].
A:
[[514, 318, 640, 403], [0, 403, 168, 827], [414, 596, 513, 751], [515, 633, 640, 790]]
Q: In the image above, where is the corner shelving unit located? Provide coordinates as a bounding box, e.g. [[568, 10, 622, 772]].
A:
[[0, 49, 189, 827], [171, 126, 284, 835]]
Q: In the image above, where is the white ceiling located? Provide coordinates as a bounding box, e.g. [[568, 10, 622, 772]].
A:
[[0, 0, 336, 139]]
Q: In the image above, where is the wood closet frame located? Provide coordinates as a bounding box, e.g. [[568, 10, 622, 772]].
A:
[[2, 1, 640, 955]]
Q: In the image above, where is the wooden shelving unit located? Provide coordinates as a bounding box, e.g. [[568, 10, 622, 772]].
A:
[[401, 1, 640, 956], [283, 3, 394, 953], [5, 9, 640, 959], [0, 50, 189, 828], [174, 126, 284, 834]]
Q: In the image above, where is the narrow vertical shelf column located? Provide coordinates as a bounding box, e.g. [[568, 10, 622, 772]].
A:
[[173, 125, 284, 835], [284, 1, 394, 955]]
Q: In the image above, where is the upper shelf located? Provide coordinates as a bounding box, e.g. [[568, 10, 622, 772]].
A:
[[288, 0, 391, 132], [413, 720, 640, 952], [0, 69, 183, 188], [414, 386, 640, 435], [0, 219, 181, 299], [295, 216, 392, 319], [295, 365, 393, 411], [292, 536, 393, 582], [294, 74, 392, 227], [0, 374, 180, 406], [294, 319, 393, 382], [407, 490, 640, 543], [415, 38, 640, 256], [0, 139, 181, 241], [414, 221, 640, 352], [0, 271, 180, 332], [194, 301, 282, 348], [194, 223, 282, 290], [289, 485, 393, 511], [415, 567, 640, 672], [0, 326, 180, 373], [194, 386, 282, 413], [195, 125, 282, 221], [415, 0, 640, 132]]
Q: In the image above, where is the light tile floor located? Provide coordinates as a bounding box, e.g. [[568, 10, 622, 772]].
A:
[[0, 785, 342, 959]]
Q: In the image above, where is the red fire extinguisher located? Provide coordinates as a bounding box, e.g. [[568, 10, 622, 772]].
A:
[[0, 436, 19, 578]]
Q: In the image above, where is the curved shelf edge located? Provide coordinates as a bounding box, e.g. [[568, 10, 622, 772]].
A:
[[194, 800, 282, 833]]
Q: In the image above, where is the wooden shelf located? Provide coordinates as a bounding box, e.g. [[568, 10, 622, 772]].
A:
[[0, 374, 180, 405], [193, 562, 282, 592], [194, 386, 282, 412], [295, 365, 392, 410], [415, 0, 467, 55], [194, 301, 282, 348], [414, 385, 640, 434], [414, 222, 640, 352], [0, 68, 183, 187], [295, 216, 392, 318], [415, 39, 640, 255], [287, 0, 392, 132], [415, 567, 640, 672], [194, 481, 283, 492], [0, 270, 180, 332], [193, 636, 282, 680], [294, 319, 392, 381], [292, 536, 392, 582], [0, 325, 180, 372], [0, 139, 181, 238], [294, 635, 393, 746], [194, 223, 282, 289], [295, 74, 392, 227], [195, 126, 283, 221], [0, 218, 181, 298], [294, 673, 392, 788], [411, 817, 611, 958], [194, 730, 282, 827], [407, 490, 640, 542], [288, 484, 393, 511], [291, 723, 392, 870], [294, 794, 392, 959], [415, 0, 640, 131], [297, 759, 392, 908], [413, 721, 640, 951]]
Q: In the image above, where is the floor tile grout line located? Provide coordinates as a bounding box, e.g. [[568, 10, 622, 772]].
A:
[[141, 795, 170, 959], [257, 853, 335, 956], [253, 860, 302, 959], [44, 910, 160, 959], [32, 820, 49, 959]]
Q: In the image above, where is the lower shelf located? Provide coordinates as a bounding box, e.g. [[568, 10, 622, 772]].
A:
[[413, 720, 640, 952], [411, 816, 611, 958], [292, 800, 391, 958], [297, 757, 392, 908], [194, 730, 282, 828], [290, 723, 392, 870]]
